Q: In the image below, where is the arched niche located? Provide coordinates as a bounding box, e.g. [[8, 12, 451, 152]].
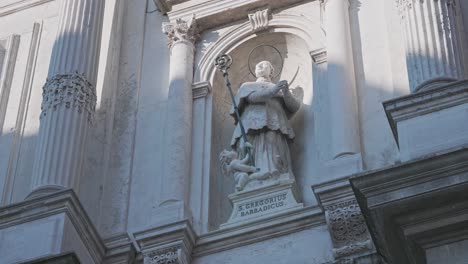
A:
[[193, 14, 325, 231]]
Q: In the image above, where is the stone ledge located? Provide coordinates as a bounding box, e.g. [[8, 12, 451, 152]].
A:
[[19, 252, 80, 264], [0, 189, 105, 263], [133, 220, 196, 264], [167, 0, 306, 31], [103, 233, 136, 264], [194, 206, 324, 257], [383, 79, 468, 146], [0, 0, 54, 17], [350, 145, 468, 264]]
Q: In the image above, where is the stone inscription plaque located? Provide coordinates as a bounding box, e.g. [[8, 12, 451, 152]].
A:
[[238, 193, 287, 218], [221, 180, 303, 228]]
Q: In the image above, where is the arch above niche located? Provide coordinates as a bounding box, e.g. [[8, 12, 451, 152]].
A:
[[202, 33, 319, 230], [194, 12, 325, 84]]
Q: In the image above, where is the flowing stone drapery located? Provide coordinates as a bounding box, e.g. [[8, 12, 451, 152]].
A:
[[397, 0, 468, 92], [161, 16, 199, 213], [323, 0, 362, 160], [29, 0, 104, 198]]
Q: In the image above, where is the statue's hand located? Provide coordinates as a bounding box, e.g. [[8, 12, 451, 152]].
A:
[[274, 80, 288, 93]]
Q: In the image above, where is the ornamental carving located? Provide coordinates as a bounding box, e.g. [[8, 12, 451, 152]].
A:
[[325, 200, 373, 258], [248, 8, 270, 33], [145, 247, 180, 264], [162, 15, 199, 48], [41, 73, 96, 123]]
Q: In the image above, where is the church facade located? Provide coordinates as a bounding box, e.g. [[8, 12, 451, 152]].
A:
[[0, 0, 468, 263]]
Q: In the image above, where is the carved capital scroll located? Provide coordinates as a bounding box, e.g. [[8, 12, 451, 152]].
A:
[[162, 15, 199, 49], [41, 73, 96, 123]]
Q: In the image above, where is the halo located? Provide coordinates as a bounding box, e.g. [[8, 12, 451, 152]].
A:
[[248, 44, 284, 79]]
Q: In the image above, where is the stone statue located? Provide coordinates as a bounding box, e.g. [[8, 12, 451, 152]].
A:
[[221, 60, 301, 192]]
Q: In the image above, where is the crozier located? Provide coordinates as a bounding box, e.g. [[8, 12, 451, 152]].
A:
[[219, 59, 304, 228]]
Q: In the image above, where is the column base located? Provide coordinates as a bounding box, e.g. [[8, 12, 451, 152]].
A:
[[0, 189, 105, 264]]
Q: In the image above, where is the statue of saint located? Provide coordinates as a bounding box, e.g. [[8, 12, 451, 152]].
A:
[[220, 61, 301, 192]]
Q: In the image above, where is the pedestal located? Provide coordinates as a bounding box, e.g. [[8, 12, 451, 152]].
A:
[[221, 179, 303, 229]]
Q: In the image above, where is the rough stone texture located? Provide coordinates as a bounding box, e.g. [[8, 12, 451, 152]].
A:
[[0, 0, 468, 263]]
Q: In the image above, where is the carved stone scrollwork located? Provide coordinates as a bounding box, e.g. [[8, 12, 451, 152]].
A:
[[41, 73, 96, 123], [325, 200, 374, 259], [248, 8, 270, 33], [145, 247, 181, 264], [162, 15, 199, 49], [395, 0, 412, 16]]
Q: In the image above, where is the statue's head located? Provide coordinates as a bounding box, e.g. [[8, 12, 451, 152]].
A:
[[219, 149, 238, 176], [255, 61, 274, 80]]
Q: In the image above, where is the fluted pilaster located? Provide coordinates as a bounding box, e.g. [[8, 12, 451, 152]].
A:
[[397, 0, 468, 92], [29, 0, 104, 198], [160, 16, 199, 209]]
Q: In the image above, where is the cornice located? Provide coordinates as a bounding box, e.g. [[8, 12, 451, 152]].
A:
[[194, 206, 324, 256], [351, 145, 468, 210], [0, 0, 54, 17], [167, 0, 307, 32], [0, 189, 105, 263], [103, 233, 137, 264], [153, 0, 189, 14], [383, 80, 468, 146], [350, 145, 468, 264]]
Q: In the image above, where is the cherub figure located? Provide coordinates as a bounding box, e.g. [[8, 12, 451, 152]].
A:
[[219, 144, 274, 191]]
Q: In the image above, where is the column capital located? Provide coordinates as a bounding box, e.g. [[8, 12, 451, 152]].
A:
[[162, 15, 199, 49]]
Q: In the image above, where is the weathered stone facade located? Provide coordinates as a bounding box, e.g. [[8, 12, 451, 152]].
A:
[[1, 0, 468, 263]]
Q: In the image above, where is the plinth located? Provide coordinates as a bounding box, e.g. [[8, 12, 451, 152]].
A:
[[221, 179, 303, 229]]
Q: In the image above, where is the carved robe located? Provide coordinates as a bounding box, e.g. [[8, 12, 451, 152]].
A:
[[230, 81, 300, 183]]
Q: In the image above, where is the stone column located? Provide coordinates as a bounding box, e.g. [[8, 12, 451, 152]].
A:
[[161, 16, 199, 214], [323, 0, 361, 160], [397, 0, 468, 92], [29, 0, 104, 198]]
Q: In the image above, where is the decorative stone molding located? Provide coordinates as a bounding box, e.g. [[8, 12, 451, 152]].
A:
[[248, 8, 270, 33], [167, 0, 305, 31], [103, 233, 136, 264], [194, 206, 324, 257], [350, 146, 468, 263], [145, 246, 182, 264], [162, 15, 199, 49], [383, 80, 468, 161], [0, 0, 54, 17], [40, 73, 97, 123], [311, 49, 327, 64], [0, 189, 105, 263], [192, 81, 211, 99], [395, 0, 412, 16], [134, 220, 196, 264], [313, 178, 375, 262], [194, 13, 320, 83], [325, 200, 374, 259]]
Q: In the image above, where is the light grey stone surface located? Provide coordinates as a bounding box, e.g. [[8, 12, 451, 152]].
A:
[[0, 0, 468, 263]]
